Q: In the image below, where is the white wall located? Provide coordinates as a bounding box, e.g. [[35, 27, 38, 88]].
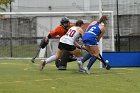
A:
[[36, 17, 62, 55], [11, 0, 140, 14], [36, 17, 61, 37], [12, 0, 86, 12]]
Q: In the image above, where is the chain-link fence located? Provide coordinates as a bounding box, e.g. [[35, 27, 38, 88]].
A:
[[0, 17, 39, 57], [0, 0, 140, 58], [101, 0, 140, 51]]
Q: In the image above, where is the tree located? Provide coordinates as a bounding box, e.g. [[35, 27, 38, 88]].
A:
[[0, 0, 14, 11]]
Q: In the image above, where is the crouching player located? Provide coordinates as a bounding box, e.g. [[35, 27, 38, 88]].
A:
[[40, 20, 86, 72], [41, 17, 76, 70]]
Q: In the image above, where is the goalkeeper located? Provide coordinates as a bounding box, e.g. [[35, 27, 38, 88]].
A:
[[40, 17, 76, 70]]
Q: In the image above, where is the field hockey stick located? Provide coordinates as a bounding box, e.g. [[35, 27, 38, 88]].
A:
[[31, 37, 49, 63], [31, 47, 41, 63], [97, 54, 107, 66], [98, 53, 111, 70]]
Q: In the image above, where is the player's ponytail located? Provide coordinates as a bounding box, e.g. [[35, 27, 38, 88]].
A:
[[98, 15, 108, 24]]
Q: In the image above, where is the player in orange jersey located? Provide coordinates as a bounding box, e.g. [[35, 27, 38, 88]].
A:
[[48, 17, 73, 39], [44, 17, 76, 70], [40, 20, 85, 72]]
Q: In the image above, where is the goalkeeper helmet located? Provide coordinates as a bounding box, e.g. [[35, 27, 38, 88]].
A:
[[60, 17, 70, 24], [60, 17, 70, 29]]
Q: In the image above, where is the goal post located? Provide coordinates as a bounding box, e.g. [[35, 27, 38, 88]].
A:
[[98, 0, 115, 68], [0, 11, 114, 61]]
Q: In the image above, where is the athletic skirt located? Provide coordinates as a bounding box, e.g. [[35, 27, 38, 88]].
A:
[[58, 42, 76, 51], [82, 33, 98, 46]]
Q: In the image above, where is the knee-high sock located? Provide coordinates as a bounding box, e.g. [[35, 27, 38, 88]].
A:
[[87, 56, 97, 70], [44, 55, 57, 64], [81, 53, 91, 63], [76, 57, 82, 62]]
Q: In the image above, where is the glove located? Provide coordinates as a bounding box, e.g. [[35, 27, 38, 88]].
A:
[[40, 37, 49, 49]]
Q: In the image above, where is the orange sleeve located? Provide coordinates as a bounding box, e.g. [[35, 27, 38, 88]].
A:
[[49, 25, 74, 38], [49, 26, 61, 38], [49, 26, 67, 38]]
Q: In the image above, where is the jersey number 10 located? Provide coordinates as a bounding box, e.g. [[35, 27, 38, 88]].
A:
[[66, 29, 76, 37]]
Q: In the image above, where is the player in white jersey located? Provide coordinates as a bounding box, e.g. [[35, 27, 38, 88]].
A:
[[60, 26, 81, 46], [40, 20, 85, 72]]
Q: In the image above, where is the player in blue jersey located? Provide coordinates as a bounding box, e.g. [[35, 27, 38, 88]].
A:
[[78, 16, 108, 74]]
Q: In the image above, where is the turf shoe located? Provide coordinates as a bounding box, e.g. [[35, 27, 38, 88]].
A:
[[77, 61, 84, 72], [84, 67, 90, 74], [40, 60, 46, 71]]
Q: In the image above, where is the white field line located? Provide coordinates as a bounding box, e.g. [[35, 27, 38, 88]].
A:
[[0, 75, 91, 85], [112, 68, 137, 70], [0, 63, 138, 84]]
